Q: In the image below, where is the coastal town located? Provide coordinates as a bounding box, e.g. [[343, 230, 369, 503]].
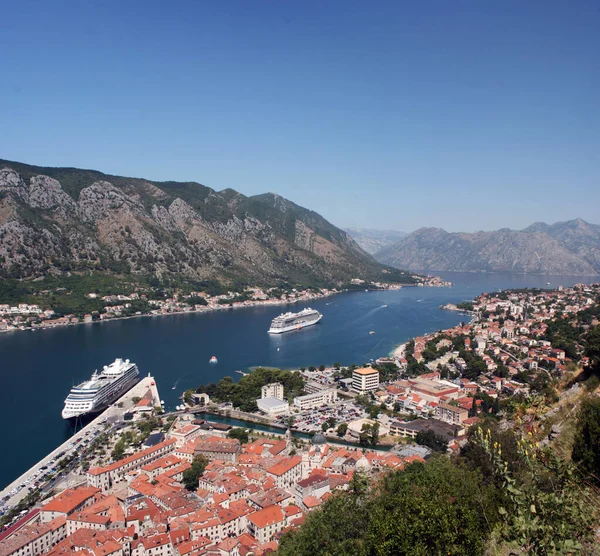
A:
[[0, 275, 449, 333], [1, 281, 598, 555], [2, 2, 600, 551]]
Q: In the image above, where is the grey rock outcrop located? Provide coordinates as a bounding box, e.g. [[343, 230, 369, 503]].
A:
[[0, 159, 393, 285]]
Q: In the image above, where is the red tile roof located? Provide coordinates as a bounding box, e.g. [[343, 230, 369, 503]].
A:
[[41, 486, 100, 515], [248, 505, 285, 528], [266, 456, 301, 477]]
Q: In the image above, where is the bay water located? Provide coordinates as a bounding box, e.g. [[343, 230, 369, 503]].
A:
[[0, 271, 596, 487]]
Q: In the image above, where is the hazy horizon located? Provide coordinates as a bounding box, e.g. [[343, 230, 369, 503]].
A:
[[2, 0, 598, 232]]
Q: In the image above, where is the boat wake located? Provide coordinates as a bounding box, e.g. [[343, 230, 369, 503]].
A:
[[338, 305, 385, 330], [363, 338, 385, 358]]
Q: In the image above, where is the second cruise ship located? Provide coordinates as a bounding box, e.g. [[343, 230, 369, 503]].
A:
[[268, 308, 322, 334], [62, 358, 140, 419]]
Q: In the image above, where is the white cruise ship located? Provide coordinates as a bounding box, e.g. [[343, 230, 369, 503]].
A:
[[268, 308, 322, 334], [62, 358, 139, 419]]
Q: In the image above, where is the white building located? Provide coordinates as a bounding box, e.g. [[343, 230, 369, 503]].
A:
[[257, 397, 290, 417], [261, 382, 284, 400], [304, 381, 329, 394], [293, 389, 337, 410], [347, 418, 390, 440], [352, 367, 379, 394]]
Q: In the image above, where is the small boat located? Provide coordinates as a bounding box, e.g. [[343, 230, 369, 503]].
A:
[[369, 331, 375, 335], [209, 356, 218, 364], [172, 386, 176, 390], [381, 304, 388, 308], [277, 348, 280, 351], [546, 282, 551, 286]]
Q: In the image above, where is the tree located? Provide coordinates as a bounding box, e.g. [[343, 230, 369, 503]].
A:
[[416, 429, 448, 453], [572, 396, 600, 484], [321, 422, 329, 432], [278, 482, 370, 555], [369, 422, 380, 445], [318, 364, 326, 372], [585, 325, 600, 371], [359, 423, 372, 447], [227, 427, 249, 444], [474, 427, 597, 553], [367, 405, 380, 419], [197, 367, 305, 412], [359, 422, 379, 446], [182, 455, 209, 491], [336, 423, 348, 437], [111, 439, 126, 461], [278, 456, 496, 556], [308, 365, 316, 372], [367, 457, 496, 555]]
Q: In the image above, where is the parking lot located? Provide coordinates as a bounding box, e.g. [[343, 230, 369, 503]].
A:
[[0, 419, 110, 527], [275, 399, 367, 435]]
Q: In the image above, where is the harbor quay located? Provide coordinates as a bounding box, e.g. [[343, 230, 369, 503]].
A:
[[0, 376, 161, 513]]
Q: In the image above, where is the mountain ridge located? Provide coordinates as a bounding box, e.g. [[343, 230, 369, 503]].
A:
[[0, 158, 410, 287], [344, 227, 407, 255], [375, 220, 600, 275]]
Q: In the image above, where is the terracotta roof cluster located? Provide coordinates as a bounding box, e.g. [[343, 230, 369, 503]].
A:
[[0, 516, 66, 556], [87, 438, 177, 476], [194, 435, 241, 454]]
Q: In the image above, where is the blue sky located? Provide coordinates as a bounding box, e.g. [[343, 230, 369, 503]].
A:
[[2, 0, 598, 233]]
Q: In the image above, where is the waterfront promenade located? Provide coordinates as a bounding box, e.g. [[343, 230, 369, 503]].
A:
[[0, 376, 161, 510]]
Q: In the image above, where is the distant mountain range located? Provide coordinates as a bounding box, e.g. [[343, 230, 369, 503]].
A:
[[0, 159, 409, 287], [344, 228, 407, 255], [375, 219, 600, 276]]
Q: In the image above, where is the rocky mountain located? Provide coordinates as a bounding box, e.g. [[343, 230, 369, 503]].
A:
[[344, 228, 407, 255], [0, 159, 408, 287], [375, 220, 600, 275]]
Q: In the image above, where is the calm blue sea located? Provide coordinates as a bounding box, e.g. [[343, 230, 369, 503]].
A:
[[0, 271, 596, 487]]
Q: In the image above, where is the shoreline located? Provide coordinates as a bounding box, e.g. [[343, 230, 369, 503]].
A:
[[389, 308, 476, 359], [0, 376, 161, 499], [1, 281, 449, 335], [0, 290, 340, 335]]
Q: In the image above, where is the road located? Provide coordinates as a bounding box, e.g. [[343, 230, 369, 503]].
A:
[[0, 376, 161, 514]]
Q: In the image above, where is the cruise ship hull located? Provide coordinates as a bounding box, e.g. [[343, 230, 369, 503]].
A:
[[268, 314, 322, 334], [61, 378, 140, 419], [62, 363, 140, 420]]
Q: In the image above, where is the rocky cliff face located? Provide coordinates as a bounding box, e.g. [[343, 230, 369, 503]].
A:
[[375, 222, 600, 275], [0, 159, 397, 286]]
